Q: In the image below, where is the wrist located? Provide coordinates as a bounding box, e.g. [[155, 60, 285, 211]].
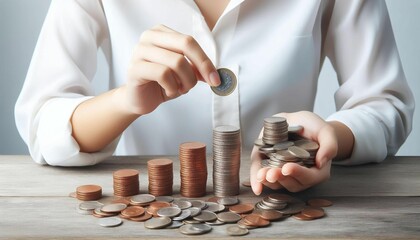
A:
[[327, 121, 355, 161], [112, 86, 142, 118]]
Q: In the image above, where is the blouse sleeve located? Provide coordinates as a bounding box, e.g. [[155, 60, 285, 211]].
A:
[[324, 0, 415, 165], [15, 0, 118, 166]]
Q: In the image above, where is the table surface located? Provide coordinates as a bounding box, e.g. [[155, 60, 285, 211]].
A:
[[1, 153, 420, 239]]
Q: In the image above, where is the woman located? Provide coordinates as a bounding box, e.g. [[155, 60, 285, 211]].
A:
[[15, 0, 414, 195]]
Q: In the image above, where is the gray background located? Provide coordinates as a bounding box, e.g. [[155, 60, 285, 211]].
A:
[[0, 0, 419, 155]]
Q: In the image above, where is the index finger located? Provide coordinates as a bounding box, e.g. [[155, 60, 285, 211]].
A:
[[141, 26, 220, 87]]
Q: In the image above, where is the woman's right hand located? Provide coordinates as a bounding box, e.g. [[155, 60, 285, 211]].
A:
[[122, 24, 220, 116]]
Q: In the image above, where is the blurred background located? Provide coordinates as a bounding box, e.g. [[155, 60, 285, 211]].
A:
[[0, 0, 419, 155]]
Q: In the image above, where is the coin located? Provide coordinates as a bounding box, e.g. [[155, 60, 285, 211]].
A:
[[226, 225, 249, 236], [217, 197, 239, 206], [179, 142, 207, 198], [155, 196, 174, 203], [120, 206, 145, 218], [205, 219, 225, 225], [179, 223, 212, 235], [157, 207, 182, 218], [301, 207, 325, 219], [101, 203, 127, 213], [148, 158, 173, 196], [113, 169, 139, 197], [172, 209, 191, 221], [307, 198, 333, 208], [79, 201, 103, 211], [147, 201, 171, 217], [253, 209, 283, 221], [193, 210, 217, 222], [130, 194, 156, 205], [190, 200, 207, 209], [242, 214, 270, 227], [211, 68, 237, 96], [144, 216, 172, 229], [292, 212, 313, 221], [229, 203, 254, 214], [217, 212, 241, 223], [172, 200, 192, 210], [130, 212, 152, 222], [188, 207, 202, 217], [288, 146, 310, 159], [166, 220, 184, 229], [98, 217, 123, 227], [273, 141, 294, 151], [204, 202, 225, 213]]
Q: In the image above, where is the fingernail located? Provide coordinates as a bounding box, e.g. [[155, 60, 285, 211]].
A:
[[209, 71, 220, 86], [283, 168, 291, 176]]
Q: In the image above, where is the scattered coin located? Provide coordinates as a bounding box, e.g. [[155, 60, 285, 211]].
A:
[[172, 200, 192, 210], [188, 207, 202, 217], [211, 68, 237, 96], [172, 209, 191, 221], [242, 214, 270, 227], [193, 210, 218, 222], [155, 196, 174, 203], [101, 203, 127, 213], [179, 223, 212, 235], [98, 217, 123, 227], [217, 197, 239, 206], [120, 206, 145, 218], [130, 194, 156, 206], [226, 225, 249, 236], [253, 209, 283, 221], [205, 202, 225, 213], [130, 212, 152, 222], [205, 219, 225, 226], [166, 220, 184, 229], [157, 207, 182, 218], [144, 216, 172, 229], [79, 201, 103, 211], [301, 207, 325, 219], [307, 198, 333, 208], [217, 212, 242, 223], [229, 203, 254, 214]]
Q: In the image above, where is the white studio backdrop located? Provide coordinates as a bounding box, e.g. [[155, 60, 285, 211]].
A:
[[0, 0, 419, 155]]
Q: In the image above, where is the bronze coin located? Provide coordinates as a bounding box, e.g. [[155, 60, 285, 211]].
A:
[[307, 198, 333, 208], [121, 206, 145, 218], [207, 197, 220, 203], [301, 207, 325, 219], [243, 214, 270, 227], [253, 209, 283, 221], [130, 212, 152, 222], [229, 204, 254, 214], [293, 213, 314, 221]]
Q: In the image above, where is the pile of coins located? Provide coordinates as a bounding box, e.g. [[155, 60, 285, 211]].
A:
[[73, 190, 332, 236], [113, 169, 140, 197], [147, 158, 173, 196], [76, 184, 102, 201], [256, 117, 320, 168], [263, 117, 288, 144], [212, 125, 241, 197], [179, 142, 208, 197]]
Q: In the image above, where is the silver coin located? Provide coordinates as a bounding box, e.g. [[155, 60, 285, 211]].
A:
[[76, 205, 93, 215], [166, 220, 184, 229], [179, 223, 212, 235], [204, 202, 225, 213], [157, 207, 182, 218], [183, 219, 201, 224], [144, 216, 172, 229], [273, 141, 294, 151], [79, 201, 103, 211], [193, 210, 217, 222], [254, 138, 265, 147], [190, 200, 207, 209], [227, 225, 249, 236], [211, 68, 237, 96], [98, 217, 122, 227], [288, 146, 310, 159], [130, 194, 155, 204], [100, 203, 127, 213], [172, 209, 191, 221], [155, 196, 174, 203], [217, 197, 239, 206], [172, 200, 192, 210], [217, 212, 241, 223], [188, 207, 202, 217], [205, 219, 225, 225]]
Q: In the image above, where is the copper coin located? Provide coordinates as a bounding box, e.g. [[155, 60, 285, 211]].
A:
[[293, 212, 314, 221], [130, 212, 152, 222], [111, 197, 131, 205], [76, 185, 102, 194], [301, 207, 325, 219], [253, 209, 283, 221], [243, 214, 270, 227], [229, 204, 254, 214], [121, 206, 145, 218], [237, 219, 257, 229], [207, 197, 220, 203], [307, 198, 333, 208], [113, 169, 139, 179]]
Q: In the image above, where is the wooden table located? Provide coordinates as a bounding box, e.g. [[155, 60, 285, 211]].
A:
[[1, 154, 420, 239]]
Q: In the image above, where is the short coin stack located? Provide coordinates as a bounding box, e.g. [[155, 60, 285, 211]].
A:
[[213, 125, 241, 197], [113, 169, 140, 197], [147, 158, 173, 196], [76, 185, 102, 201], [263, 117, 288, 145], [179, 142, 208, 197]]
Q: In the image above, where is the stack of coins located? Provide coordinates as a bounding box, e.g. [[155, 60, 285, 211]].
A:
[[147, 158, 173, 196], [213, 125, 241, 197], [179, 142, 207, 197], [76, 185, 102, 201], [263, 117, 288, 145], [113, 169, 140, 197]]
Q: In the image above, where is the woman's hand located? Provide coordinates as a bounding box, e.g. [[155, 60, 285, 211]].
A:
[[122, 24, 220, 115], [250, 111, 339, 194]]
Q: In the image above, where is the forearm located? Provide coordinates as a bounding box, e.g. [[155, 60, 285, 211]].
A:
[[71, 86, 140, 153], [328, 121, 354, 161]]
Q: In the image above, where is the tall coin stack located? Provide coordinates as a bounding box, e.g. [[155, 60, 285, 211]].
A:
[[179, 142, 207, 198], [213, 125, 241, 197], [263, 117, 289, 145], [113, 169, 140, 197], [147, 158, 173, 196]]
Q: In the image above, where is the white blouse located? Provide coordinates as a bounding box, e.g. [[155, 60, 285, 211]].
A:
[[15, 0, 414, 166]]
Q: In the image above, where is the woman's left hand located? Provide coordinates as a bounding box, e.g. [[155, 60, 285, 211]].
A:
[[250, 111, 338, 194]]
